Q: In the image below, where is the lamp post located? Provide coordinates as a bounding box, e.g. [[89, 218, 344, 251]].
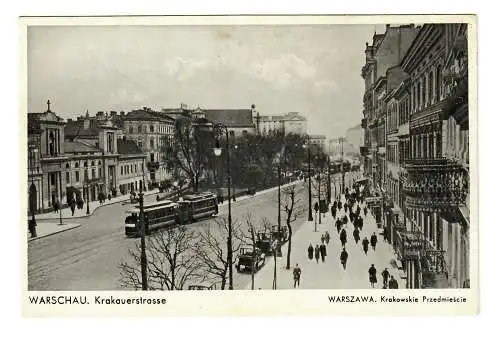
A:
[[138, 184, 148, 290], [86, 180, 90, 215], [317, 152, 322, 225], [303, 137, 313, 222], [28, 146, 38, 238], [213, 124, 234, 290], [339, 138, 345, 195]]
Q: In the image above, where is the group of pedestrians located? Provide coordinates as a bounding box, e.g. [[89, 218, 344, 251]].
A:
[[308, 231, 329, 264], [368, 265, 399, 289]]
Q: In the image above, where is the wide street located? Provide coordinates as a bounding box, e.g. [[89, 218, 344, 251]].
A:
[[28, 181, 312, 291]]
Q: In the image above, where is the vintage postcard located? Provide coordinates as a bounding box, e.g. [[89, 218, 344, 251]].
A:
[[21, 14, 478, 316]]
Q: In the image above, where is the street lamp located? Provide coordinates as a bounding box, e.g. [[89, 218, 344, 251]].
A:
[[28, 146, 38, 238], [302, 138, 313, 222], [138, 184, 148, 290], [213, 124, 234, 290], [327, 156, 332, 204], [85, 180, 90, 215]]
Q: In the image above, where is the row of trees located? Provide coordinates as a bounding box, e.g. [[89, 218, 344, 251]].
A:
[[119, 185, 306, 290], [161, 113, 315, 193]]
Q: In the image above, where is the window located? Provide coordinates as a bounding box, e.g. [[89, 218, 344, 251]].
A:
[[422, 77, 427, 107], [135, 164, 137, 173], [121, 166, 124, 175], [75, 171, 80, 182], [84, 161, 88, 167], [428, 72, 434, 104], [91, 161, 95, 166], [84, 169, 88, 181], [98, 168, 101, 178], [107, 132, 114, 153], [138, 140, 143, 148], [436, 65, 442, 100], [138, 125, 142, 133], [129, 126, 134, 133], [141, 163, 144, 172], [66, 172, 70, 183], [75, 161, 79, 168], [150, 125, 154, 133], [92, 168, 96, 179], [150, 139, 154, 149]]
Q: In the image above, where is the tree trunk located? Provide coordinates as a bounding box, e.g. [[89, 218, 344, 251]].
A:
[[286, 221, 292, 270]]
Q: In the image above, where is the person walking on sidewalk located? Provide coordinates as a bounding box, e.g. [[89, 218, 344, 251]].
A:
[[364, 206, 368, 217], [368, 264, 377, 288], [314, 244, 320, 263], [321, 234, 325, 245], [336, 218, 342, 233], [70, 200, 76, 216], [340, 228, 347, 248], [340, 248, 348, 270], [382, 227, 388, 242], [307, 243, 314, 260], [388, 276, 399, 289], [324, 231, 330, 245], [320, 242, 327, 262], [370, 232, 378, 251], [382, 268, 390, 288], [353, 227, 360, 244], [293, 263, 302, 288], [362, 237, 369, 254]]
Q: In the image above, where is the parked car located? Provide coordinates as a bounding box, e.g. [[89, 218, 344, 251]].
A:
[[236, 247, 266, 273]]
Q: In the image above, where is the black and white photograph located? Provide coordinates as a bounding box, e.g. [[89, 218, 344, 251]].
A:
[[23, 16, 474, 299]]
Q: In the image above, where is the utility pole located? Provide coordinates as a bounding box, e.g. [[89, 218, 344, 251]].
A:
[[278, 162, 281, 229], [327, 157, 332, 204], [307, 138, 313, 222], [339, 138, 345, 195], [139, 185, 148, 290], [318, 153, 322, 225]]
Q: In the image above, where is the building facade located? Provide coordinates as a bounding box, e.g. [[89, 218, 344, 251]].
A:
[[360, 23, 470, 289], [28, 101, 68, 212], [117, 139, 147, 195], [308, 135, 327, 152], [122, 107, 175, 187]]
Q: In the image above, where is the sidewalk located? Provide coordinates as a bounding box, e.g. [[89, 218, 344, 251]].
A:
[[35, 188, 160, 221], [245, 194, 405, 289], [28, 222, 81, 242]]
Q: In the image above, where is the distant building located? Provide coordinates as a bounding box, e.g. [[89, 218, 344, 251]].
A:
[[203, 108, 255, 137], [282, 112, 307, 135], [117, 139, 147, 195], [122, 107, 175, 187], [256, 111, 307, 136], [345, 124, 363, 155], [308, 135, 327, 152]]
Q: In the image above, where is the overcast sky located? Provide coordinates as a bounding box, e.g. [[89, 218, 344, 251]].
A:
[[28, 24, 384, 138]]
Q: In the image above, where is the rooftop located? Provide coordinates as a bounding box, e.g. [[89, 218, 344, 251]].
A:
[[64, 140, 100, 153], [204, 109, 254, 127], [117, 139, 144, 156]]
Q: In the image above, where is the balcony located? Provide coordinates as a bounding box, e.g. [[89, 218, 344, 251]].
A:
[[403, 158, 469, 211], [147, 161, 160, 171], [421, 249, 449, 288], [359, 146, 369, 156]]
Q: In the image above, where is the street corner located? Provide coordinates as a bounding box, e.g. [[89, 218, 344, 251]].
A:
[[28, 222, 82, 242]]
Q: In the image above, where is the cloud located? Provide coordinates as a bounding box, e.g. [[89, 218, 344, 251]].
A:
[[164, 57, 211, 82], [314, 79, 338, 93], [250, 53, 317, 88]]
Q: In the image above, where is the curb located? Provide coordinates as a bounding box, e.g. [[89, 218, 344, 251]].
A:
[[28, 223, 82, 242], [34, 190, 160, 222]]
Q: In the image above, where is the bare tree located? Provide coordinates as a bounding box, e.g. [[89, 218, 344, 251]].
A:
[[163, 116, 213, 192], [194, 217, 243, 290], [281, 185, 307, 270], [119, 226, 203, 290], [236, 212, 272, 290]]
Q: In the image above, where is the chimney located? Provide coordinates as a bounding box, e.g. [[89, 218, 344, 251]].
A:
[[386, 24, 390, 30], [120, 111, 125, 116]]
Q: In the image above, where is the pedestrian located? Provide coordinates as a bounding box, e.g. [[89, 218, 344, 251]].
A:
[[370, 232, 378, 251], [325, 231, 330, 245], [368, 264, 377, 288], [382, 268, 390, 288], [362, 237, 369, 254], [70, 200, 76, 216], [108, 193, 112, 201], [320, 243, 327, 262], [340, 248, 348, 270], [343, 215, 348, 225], [307, 243, 314, 260], [293, 263, 302, 288], [340, 228, 347, 248], [353, 227, 360, 244], [382, 227, 388, 242], [314, 245, 320, 263], [321, 234, 325, 244], [336, 219, 342, 233], [388, 276, 399, 289], [357, 217, 364, 231]]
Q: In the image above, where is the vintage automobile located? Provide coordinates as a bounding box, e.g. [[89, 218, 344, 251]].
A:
[[270, 225, 288, 243], [255, 232, 274, 255], [236, 247, 266, 273]]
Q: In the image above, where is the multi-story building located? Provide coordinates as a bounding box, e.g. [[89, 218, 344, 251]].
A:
[[28, 100, 68, 212], [64, 113, 120, 199], [396, 23, 469, 289], [282, 112, 307, 135], [203, 108, 256, 137], [256, 111, 307, 136], [361, 24, 419, 186], [362, 24, 470, 289], [308, 135, 327, 152], [117, 139, 147, 195], [257, 115, 285, 136], [122, 107, 175, 187]]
